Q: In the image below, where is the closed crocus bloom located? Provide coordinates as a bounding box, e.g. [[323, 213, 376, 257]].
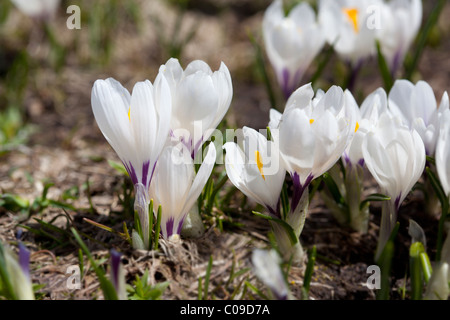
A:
[[278, 83, 356, 210], [149, 144, 216, 241], [110, 250, 127, 300], [436, 109, 450, 198], [252, 249, 289, 300], [362, 113, 425, 259], [11, 0, 60, 20], [388, 80, 449, 156], [91, 76, 172, 249], [376, 0, 422, 75], [159, 58, 232, 158], [263, 0, 325, 99], [343, 88, 388, 166], [424, 262, 449, 300], [0, 242, 34, 300], [322, 89, 387, 233], [223, 126, 285, 216], [319, 0, 380, 65]]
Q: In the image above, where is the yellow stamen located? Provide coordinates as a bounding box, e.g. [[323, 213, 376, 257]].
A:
[[128, 107, 131, 122], [355, 121, 359, 132], [255, 150, 265, 180], [309, 119, 315, 124], [343, 8, 359, 33]]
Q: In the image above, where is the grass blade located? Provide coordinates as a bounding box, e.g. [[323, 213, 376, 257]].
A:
[[376, 40, 393, 91], [71, 228, 118, 300], [303, 245, 317, 295], [153, 205, 162, 250], [405, 0, 446, 80], [252, 211, 298, 245], [203, 255, 213, 300]]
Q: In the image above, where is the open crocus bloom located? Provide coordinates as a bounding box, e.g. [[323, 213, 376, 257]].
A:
[[11, 0, 60, 20], [319, 0, 379, 65], [149, 144, 216, 241], [436, 109, 450, 198], [362, 112, 425, 259], [376, 0, 422, 75], [263, 0, 325, 99], [276, 83, 356, 210], [223, 126, 286, 216], [388, 80, 449, 156], [91, 76, 172, 249], [159, 58, 232, 159]]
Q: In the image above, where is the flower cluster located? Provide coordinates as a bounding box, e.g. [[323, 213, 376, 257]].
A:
[[263, 0, 423, 98], [91, 58, 232, 248]]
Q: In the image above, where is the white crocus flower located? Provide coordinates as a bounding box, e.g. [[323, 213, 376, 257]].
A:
[[252, 249, 290, 300], [424, 262, 449, 300], [319, 0, 380, 65], [223, 126, 285, 216], [424, 230, 450, 300], [376, 0, 422, 75], [362, 112, 425, 259], [224, 127, 306, 262], [388, 80, 449, 156], [277, 83, 356, 211], [149, 144, 216, 241], [11, 0, 60, 20], [263, 0, 325, 99], [436, 109, 450, 198], [91, 76, 172, 249], [159, 58, 232, 158]]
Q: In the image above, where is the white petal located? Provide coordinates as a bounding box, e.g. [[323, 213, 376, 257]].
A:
[[182, 143, 216, 215]]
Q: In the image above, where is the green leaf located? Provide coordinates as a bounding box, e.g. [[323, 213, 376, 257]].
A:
[[425, 167, 446, 208], [425, 167, 449, 261], [405, 0, 446, 80], [153, 205, 162, 250], [311, 43, 335, 88], [410, 242, 425, 300], [202, 255, 213, 300], [0, 194, 29, 211], [360, 193, 391, 210], [0, 242, 18, 300], [420, 252, 432, 284], [322, 172, 345, 206], [108, 160, 128, 176], [248, 31, 277, 109], [244, 280, 270, 300], [375, 40, 393, 91], [376, 222, 399, 300], [71, 228, 118, 300], [302, 245, 317, 295], [252, 211, 298, 245]]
